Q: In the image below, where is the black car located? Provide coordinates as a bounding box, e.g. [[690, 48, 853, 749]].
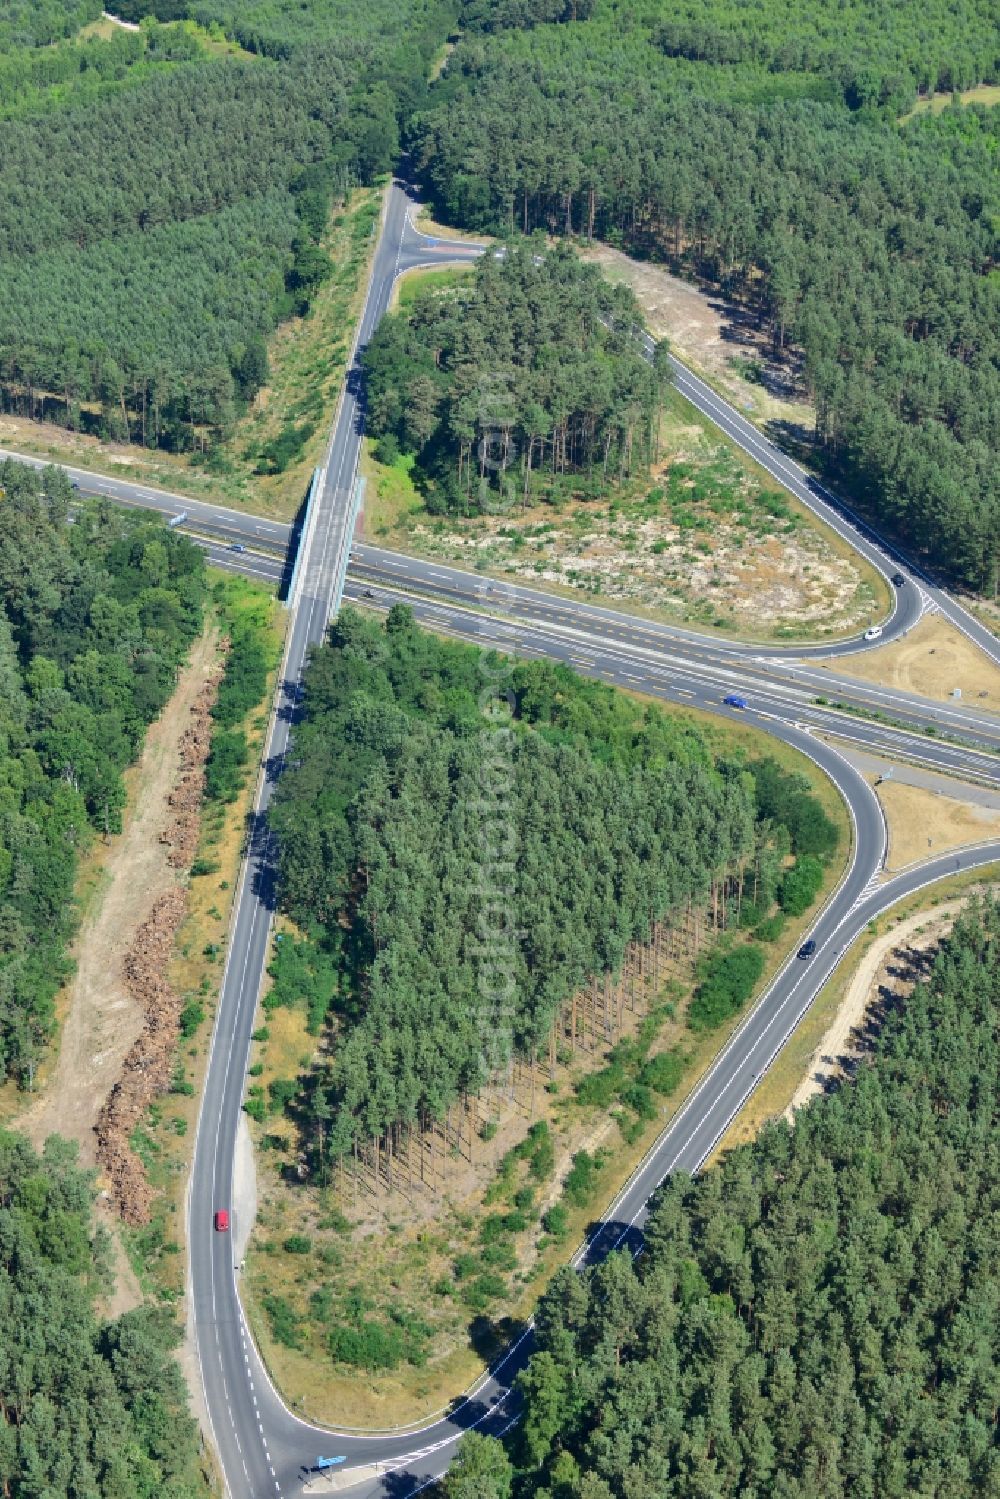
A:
[[797, 939, 817, 959], [891, 572, 905, 586]]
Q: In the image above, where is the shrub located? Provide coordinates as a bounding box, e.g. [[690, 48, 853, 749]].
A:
[[263, 1295, 302, 1349], [268, 1077, 298, 1114], [283, 1234, 312, 1255], [620, 1082, 657, 1120], [374, 432, 400, 465], [179, 999, 204, 1039], [204, 728, 248, 803], [638, 1050, 685, 1097], [689, 945, 765, 1031], [752, 759, 839, 859], [564, 1150, 600, 1208], [329, 1319, 405, 1371], [460, 1273, 507, 1313], [575, 1060, 626, 1109], [778, 855, 825, 917], [753, 912, 787, 943], [481, 1241, 518, 1270], [542, 1203, 569, 1241]]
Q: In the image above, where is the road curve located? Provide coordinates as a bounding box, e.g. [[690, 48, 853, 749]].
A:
[[238, 831, 1000, 1499]]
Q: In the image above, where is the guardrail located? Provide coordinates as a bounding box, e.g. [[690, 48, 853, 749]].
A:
[[284, 467, 321, 609], [331, 476, 365, 618]]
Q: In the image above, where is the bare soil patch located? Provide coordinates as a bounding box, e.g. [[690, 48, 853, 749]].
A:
[[367, 402, 874, 641], [784, 903, 966, 1116], [19, 629, 219, 1165], [579, 243, 815, 436], [17, 628, 220, 1304], [812, 612, 1000, 710]]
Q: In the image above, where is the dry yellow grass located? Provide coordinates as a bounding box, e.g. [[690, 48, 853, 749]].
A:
[[874, 777, 1000, 870], [812, 612, 1000, 709]]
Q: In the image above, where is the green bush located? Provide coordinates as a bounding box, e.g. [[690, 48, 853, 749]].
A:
[[778, 855, 825, 917], [542, 1203, 570, 1240], [460, 1273, 507, 1313], [204, 728, 248, 803], [213, 619, 269, 728], [620, 1081, 657, 1120], [329, 1319, 405, 1371], [263, 1294, 302, 1349], [638, 1050, 685, 1096], [575, 1060, 626, 1109], [753, 913, 787, 943], [481, 1241, 518, 1270], [752, 760, 839, 860], [564, 1150, 601, 1208], [179, 999, 204, 1039], [689, 945, 765, 1032], [283, 1234, 312, 1255], [268, 1077, 298, 1114]]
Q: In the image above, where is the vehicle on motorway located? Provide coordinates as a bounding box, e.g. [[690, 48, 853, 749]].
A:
[[228, 543, 246, 553], [891, 572, 906, 586], [168, 511, 188, 528], [797, 940, 817, 959], [71, 480, 80, 490], [363, 588, 375, 597], [864, 625, 883, 641], [723, 693, 749, 709], [316, 1458, 347, 1471], [214, 1209, 229, 1232]]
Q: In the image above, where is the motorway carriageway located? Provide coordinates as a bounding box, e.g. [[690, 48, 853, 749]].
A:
[[3, 183, 999, 1495]]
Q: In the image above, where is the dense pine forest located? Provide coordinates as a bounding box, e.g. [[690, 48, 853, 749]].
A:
[[0, 1129, 208, 1495], [268, 607, 836, 1177], [0, 0, 456, 451], [0, 460, 205, 1084], [446, 897, 1000, 1499], [414, 0, 1000, 588], [363, 244, 665, 511]]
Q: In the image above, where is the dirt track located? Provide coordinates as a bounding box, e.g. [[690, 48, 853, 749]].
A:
[[785, 901, 969, 1115]]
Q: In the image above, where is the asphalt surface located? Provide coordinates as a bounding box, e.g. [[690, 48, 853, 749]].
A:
[[5, 182, 996, 1494]]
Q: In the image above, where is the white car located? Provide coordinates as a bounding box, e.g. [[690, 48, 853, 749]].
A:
[[864, 625, 883, 641]]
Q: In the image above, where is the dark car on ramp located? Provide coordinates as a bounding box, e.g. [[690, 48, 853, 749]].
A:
[[797, 940, 817, 959], [723, 694, 749, 710]]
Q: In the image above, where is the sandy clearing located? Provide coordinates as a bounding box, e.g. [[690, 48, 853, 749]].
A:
[[17, 628, 219, 1309], [812, 612, 1000, 709], [579, 242, 815, 433], [785, 901, 968, 1116]]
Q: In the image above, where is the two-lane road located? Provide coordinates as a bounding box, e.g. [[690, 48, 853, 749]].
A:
[[4, 179, 996, 1496]]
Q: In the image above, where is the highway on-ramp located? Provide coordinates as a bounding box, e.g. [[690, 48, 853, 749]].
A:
[[3, 180, 996, 1495]]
